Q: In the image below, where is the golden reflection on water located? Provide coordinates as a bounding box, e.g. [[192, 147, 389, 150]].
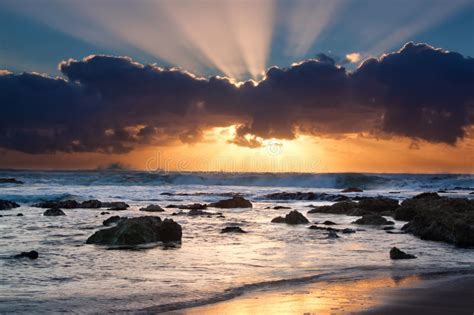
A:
[[173, 275, 420, 315]]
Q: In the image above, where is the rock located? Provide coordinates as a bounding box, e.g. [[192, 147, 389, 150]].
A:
[[140, 204, 165, 212], [322, 220, 337, 225], [103, 202, 129, 210], [179, 203, 207, 210], [209, 196, 252, 208], [327, 230, 339, 238], [0, 178, 24, 184], [80, 199, 103, 208], [100, 211, 110, 215], [342, 187, 363, 193], [272, 210, 309, 225], [273, 206, 291, 209], [43, 208, 66, 216], [103, 216, 125, 226], [383, 226, 395, 230], [86, 216, 182, 246], [470, 192, 474, 195], [14, 251, 38, 259], [412, 192, 441, 200], [188, 209, 212, 216], [17, 213, 23, 216], [309, 225, 339, 232], [263, 192, 347, 201], [307, 201, 358, 215], [353, 214, 394, 225], [386, 230, 406, 234], [342, 228, 356, 234], [221, 226, 247, 233], [33, 200, 80, 209], [389, 247, 416, 259], [271, 216, 286, 223], [0, 199, 20, 210]]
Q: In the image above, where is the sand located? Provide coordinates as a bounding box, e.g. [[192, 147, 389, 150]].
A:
[[164, 273, 474, 315]]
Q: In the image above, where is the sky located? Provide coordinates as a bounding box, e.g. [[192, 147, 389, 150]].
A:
[[0, 0, 473, 173]]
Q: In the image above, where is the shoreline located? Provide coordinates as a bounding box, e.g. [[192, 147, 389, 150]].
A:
[[161, 272, 474, 315]]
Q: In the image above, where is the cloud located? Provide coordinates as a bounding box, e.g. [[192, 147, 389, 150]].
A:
[[0, 43, 473, 155], [345, 52, 361, 64]]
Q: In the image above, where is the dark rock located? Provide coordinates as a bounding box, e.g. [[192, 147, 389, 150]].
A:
[[33, 200, 80, 209], [43, 208, 66, 216], [307, 201, 358, 215], [140, 204, 165, 212], [0, 178, 24, 184], [86, 216, 182, 246], [327, 230, 339, 238], [209, 196, 252, 208], [263, 192, 347, 201], [166, 204, 179, 208], [80, 199, 102, 208], [322, 220, 337, 225], [413, 192, 441, 200], [103, 216, 125, 226], [221, 226, 247, 233], [16, 213, 23, 216], [389, 247, 416, 259], [0, 199, 20, 210], [14, 250, 38, 259], [273, 206, 291, 209], [353, 214, 394, 225], [188, 209, 212, 216], [342, 187, 363, 193], [386, 230, 406, 234], [271, 216, 286, 223], [342, 228, 356, 234], [383, 226, 395, 231], [103, 202, 129, 210], [272, 210, 309, 225], [100, 211, 110, 215], [179, 203, 207, 210], [309, 225, 339, 232], [357, 198, 399, 213]]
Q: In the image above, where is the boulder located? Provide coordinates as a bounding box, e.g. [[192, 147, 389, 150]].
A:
[[221, 226, 247, 233], [210, 196, 252, 208], [263, 192, 348, 201], [80, 199, 102, 208], [342, 187, 363, 193], [100, 211, 110, 215], [309, 225, 339, 232], [0, 178, 23, 184], [327, 230, 339, 238], [273, 206, 291, 209], [86, 216, 182, 246], [322, 220, 337, 225], [179, 203, 207, 210], [17, 213, 23, 216], [103, 202, 129, 210], [33, 200, 80, 209], [103, 216, 125, 226], [272, 210, 309, 225], [43, 208, 66, 216], [357, 198, 399, 213], [140, 204, 165, 212], [353, 214, 394, 225], [342, 228, 356, 234], [389, 247, 416, 260], [0, 199, 20, 210], [14, 251, 38, 259], [307, 201, 358, 215]]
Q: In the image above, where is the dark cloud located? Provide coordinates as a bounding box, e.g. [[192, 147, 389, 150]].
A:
[[0, 43, 473, 154]]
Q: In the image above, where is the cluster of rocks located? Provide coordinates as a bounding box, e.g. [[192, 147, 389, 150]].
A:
[[0, 199, 20, 210], [32, 199, 129, 210], [271, 210, 310, 225], [167, 196, 253, 210], [86, 216, 182, 246], [263, 192, 350, 202], [308, 197, 399, 216]]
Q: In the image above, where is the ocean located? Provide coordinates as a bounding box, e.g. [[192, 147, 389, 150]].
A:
[[0, 171, 473, 313]]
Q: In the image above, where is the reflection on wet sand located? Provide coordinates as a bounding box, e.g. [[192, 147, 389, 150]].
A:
[[170, 275, 421, 315]]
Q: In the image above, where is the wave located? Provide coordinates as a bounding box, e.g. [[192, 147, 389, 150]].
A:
[[0, 170, 473, 190]]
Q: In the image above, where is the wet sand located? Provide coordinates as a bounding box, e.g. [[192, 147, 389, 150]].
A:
[[165, 274, 474, 315]]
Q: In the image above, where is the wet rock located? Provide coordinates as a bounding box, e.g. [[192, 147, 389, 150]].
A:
[[389, 247, 416, 259], [221, 226, 247, 233], [33, 200, 80, 209], [14, 250, 38, 259], [100, 211, 110, 215], [357, 198, 399, 213], [327, 230, 339, 238], [179, 203, 207, 210], [80, 199, 103, 208], [263, 192, 347, 201], [210, 196, 252, 209], [342, 187, 363, 193], [413, 192, 441, 200], [103, 202, 129, 211], [0, 199, 20, 210], [307, 201, 358, 215], [386, 230, 406, 234], [188, 209, 212, 216], [342, 228, 356, 234], [272, 210, 309, 225], [353, 214, 394, 225], [43, 208, 66, 216], [103, 216, 125, 226], [322, 220, 337, 225], [0, 178, 23, 184], [309, 225, 339, 232], [16, 213, 23, 216], [140, 204, 165, 212], [273, 206, 291, 209], [86, 216, 182, 246]]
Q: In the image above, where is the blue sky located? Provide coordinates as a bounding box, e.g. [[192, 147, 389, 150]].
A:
[[1, 0, 473, 79]]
